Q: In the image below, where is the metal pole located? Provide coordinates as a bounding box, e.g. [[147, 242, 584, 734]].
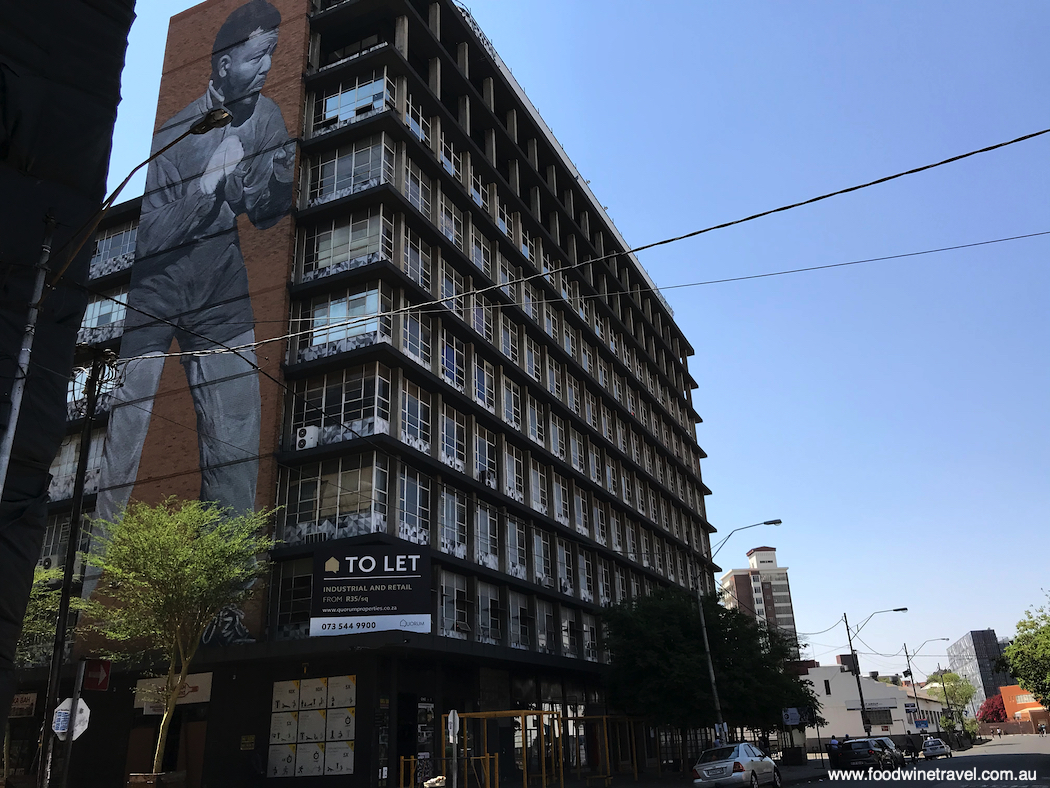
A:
[[696, 585, 725, 739], [843, 613, 871, 736], [38, 349, 107, 788], [0, 216, 55, 494], [57, 660, 86, 788]]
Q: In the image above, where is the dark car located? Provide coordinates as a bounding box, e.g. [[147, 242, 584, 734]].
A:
[[836, 739, 892, 770], [872, 737, 906, 767]]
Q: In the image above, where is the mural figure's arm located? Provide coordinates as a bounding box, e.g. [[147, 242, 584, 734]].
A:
[[226, 101, 295, 230], [138, 145, 223, 253]]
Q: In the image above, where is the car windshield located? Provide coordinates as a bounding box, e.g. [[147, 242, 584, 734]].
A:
[[847, 741, 872, 750], [699, 747, 737, 763], [924, 740, 942, 747]]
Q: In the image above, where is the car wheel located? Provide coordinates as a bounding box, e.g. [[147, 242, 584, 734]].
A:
[[772, 768, 782, 787], [750, 773, 759, 788]]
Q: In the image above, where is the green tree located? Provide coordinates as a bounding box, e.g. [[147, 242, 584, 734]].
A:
[[83, 499, 273, 774], [15, 567, 66, 666], [925, 672, 976, 723], [602, 588, 823, 734], [1004, 592, 1050, 707]]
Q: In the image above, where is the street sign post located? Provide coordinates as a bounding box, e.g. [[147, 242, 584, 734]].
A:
[[448, 709, 460, 788]]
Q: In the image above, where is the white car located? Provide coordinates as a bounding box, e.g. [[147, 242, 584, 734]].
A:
[[922, 738, 952, 759], [692, 743, 782, 787]]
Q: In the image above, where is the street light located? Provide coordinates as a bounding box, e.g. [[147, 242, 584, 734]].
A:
[[710, 519, 782, 559], [843, 608, 908, 735], [697, 518, 782, 742], [904, 638, 949, 733], [32, 105, 233, 788]]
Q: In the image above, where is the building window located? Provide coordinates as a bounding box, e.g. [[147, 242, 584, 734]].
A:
[[474, 425, 498, 488], [314, 72, 394, 131], [289, 363, 392, 438], [440, 133, 462, 180], [404, 93, 431, 145], [597, 559, 612, 606], [81, 288, 128, 329], [526, 396, 544, 446], [440, 570, 468, 639], [521, 281, 540, 322], [401, 312, 431, 366], [439, 194, 464, 250], [498, 256, 518, 301], [582, 613, 598, 661], [475, 503, 499, 570], [302, 285, 382, 347], [579, 551, 594, 603], [398, 465, 430, 544], [499, 314, 519, 363], [573, 491, 589, 537], [569, 429, 584, 473], [275, 558, 313, 630], [502, 378, 521, 429], [439, 405, 466, 471], [476, 581, 501, 644], [536, 600, 555, 654], [549, 415, 566, 460], [546, 358, 562, 400], [529, 460, 548, 515], [279, 453, 388, 543], [557, 539, 574, 596], [509, 591, 530, 649], [403, 158, 432, 218], [562, 324, 577, 359], [524, 337, 542, 382], [400, 380, 431, 451], [307, 134, 395, 205], [610, 512, 623, 554], [439, 262, 466, 317], [504, 444, 524, 502], [440, 331, 466, 390], [593, 503, 608, 546], [471, 294, 494, 343], [470, 227, 492, 278], [90, 221, 137, 265], [438, 487, 467, 559], [533, 529, 552, 586], [402, 225, 431, 290], [496, 197, 513, 237], [470, 167, 490, 211], [506, 517, 527, 580], [561, 607, 578, 658], [474, 356, 496, 412], [551, 474, 570, 526]]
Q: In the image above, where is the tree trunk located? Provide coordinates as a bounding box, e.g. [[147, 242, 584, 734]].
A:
[[152, 667, 189, 774]]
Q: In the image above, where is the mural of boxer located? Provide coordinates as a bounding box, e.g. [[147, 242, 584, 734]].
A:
[[92, 0, 295, 643]]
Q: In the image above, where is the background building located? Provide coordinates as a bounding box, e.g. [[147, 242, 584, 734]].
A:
[[720, 546, 798, 654], [18, 0, 717, 785], [946, 629, 1012, 714]]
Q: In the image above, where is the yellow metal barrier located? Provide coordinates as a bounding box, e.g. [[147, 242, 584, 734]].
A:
[[399, 754, 500, 788]]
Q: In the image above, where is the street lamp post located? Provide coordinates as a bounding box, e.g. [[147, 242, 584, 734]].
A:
[[843, 608, 908, 736], [697, 518, 782, 743], [904, 638, 948, 734]]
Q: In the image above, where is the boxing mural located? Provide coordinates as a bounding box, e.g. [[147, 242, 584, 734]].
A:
[[91, 0, 303, 643]]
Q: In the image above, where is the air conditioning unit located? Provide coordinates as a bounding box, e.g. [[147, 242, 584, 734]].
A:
[[39, 554, 59, 570], [296, 426, 320, 450]]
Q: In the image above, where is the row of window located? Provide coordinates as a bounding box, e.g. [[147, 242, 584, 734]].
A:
[[284, 358, 709, 556], [287, 279, 705, 509], [304, 65, 693, 423]]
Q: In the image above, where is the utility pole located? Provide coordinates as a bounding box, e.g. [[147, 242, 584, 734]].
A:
[[696, 582, 725, 742], [843, 613, 871, 736], [39, 347, 113, 788], [0, 217, 55, 493]]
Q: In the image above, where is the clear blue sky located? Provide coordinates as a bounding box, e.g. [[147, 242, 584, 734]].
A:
[[107, 0, 1049, 682]]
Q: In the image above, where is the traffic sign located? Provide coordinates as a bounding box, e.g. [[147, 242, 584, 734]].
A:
[[83, 659, 111, 692], [914, 720, 929, 730], [447, 709, 460, 743], [53, 698, 90, 741], [782, 708, 800, 726]]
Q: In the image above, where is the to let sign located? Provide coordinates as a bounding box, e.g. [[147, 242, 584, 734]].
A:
[[310, 542, 432, 636]]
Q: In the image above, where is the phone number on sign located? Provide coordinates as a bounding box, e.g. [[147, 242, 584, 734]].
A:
[[319, 621, 376, 631]]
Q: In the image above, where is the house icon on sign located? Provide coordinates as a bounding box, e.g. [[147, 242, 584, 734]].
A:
[[325, 557, 340, 573]]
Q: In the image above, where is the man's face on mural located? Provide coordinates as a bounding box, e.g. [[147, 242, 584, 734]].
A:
[[218, 28, 278, 107]]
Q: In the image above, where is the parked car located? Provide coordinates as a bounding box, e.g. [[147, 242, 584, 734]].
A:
[[692, 743, 782, 787], [836, 739, 893, 770], [872, 737, 906, 767], [922, 738, 952, 759]]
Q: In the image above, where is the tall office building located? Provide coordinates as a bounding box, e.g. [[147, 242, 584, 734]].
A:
[[18, 0, 717, 784], [720, 547, 798, 655], [947, 630, 1012, 714]]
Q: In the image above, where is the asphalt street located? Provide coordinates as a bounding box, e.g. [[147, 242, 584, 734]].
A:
[[815, 735, 1050, 786]]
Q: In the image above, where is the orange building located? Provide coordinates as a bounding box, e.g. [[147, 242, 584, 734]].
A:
[[1001, 685, 1050, 729]]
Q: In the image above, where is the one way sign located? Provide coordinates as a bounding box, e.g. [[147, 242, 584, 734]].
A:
[[83, 659, 111, 692]]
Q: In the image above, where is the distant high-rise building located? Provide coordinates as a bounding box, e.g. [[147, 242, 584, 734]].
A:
[[947, 630, 1013, 713], [720, 547, 798, 655]]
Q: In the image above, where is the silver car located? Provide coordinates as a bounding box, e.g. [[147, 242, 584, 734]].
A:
[[692, 743, 782, 787], [922, 738, 952, 759]]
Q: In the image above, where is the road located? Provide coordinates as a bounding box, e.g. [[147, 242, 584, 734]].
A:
[[824, 735, 1050, 785]]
